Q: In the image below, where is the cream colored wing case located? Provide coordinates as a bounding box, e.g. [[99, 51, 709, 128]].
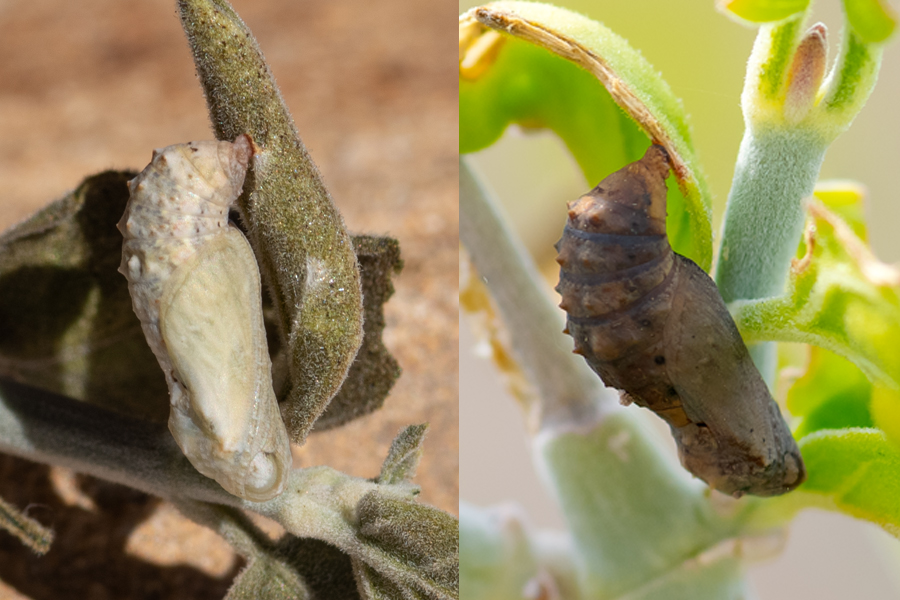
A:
[[118, 135, 291, 502]]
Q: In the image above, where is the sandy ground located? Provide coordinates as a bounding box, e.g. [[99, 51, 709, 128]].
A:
[[0, 0, 458, 597]]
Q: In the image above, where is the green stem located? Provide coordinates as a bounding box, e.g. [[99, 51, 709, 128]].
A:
[[534, 412, 749, 599], [459, 158, 614, 426], [715, 128, 826, 305], [0, 378, 395, 543], [715, 15, 885, 383]]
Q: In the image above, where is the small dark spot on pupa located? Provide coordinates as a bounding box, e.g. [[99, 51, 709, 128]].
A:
[[696, 422, 709, 428], [654, 355, 665, 365], [667, 387, 678, 397]]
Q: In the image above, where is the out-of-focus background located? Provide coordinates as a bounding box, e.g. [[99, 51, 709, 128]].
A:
[[0, 0, 458, 598], [460, 0, 900, 598]]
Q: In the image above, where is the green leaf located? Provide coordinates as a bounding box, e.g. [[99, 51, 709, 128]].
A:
[[871, 386, 900, 449], [813, 180, 869, 241], [733, 199, 900, 388], [277, 538, 360, 600], [378, 424, 428, 486], [787, 346, 874, 438], [460, 2, 713, 270], [173, 501, 315, 600], [311, 236, 403, 432], [225, 552, 312, 600], [179, 0, 364, 444], [843, 0, 897, 43], [796, 428, 900, 536], [354, 491, 459, 599], [718, 0, 810, 23]]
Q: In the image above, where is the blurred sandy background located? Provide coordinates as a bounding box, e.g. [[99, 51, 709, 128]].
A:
[[0, 0, 458, 598], [460, 0, 900, 598]]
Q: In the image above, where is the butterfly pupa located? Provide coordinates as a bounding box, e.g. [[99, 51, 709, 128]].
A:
[[118, 134, 291, 502], [555, 145, 805, 497]]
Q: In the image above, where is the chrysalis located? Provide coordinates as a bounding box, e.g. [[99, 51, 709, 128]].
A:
[[118, 135, 291, 502], [555, 145, 805, 497]]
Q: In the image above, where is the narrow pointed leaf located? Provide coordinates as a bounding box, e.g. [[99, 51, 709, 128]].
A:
[[179, 0, 364, 443], [378, 424, 428, 486]]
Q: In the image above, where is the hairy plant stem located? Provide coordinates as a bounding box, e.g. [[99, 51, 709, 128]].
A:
[[715, 128, 827, 383], [715, 15, 884, 384], [716, 129, 826, 305], [0, 379, 395, 545], [459, 157, 614, 427]]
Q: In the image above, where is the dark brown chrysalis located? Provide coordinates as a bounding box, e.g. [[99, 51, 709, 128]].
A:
[[555, 145, 805, 497]]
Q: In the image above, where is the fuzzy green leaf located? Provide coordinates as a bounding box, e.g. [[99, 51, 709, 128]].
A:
[[276, 538, 360, 600], [843, 0, 897, 43], [795, 429, 900, 536], [225, 553, 312, 600], [0, 493, 54, 554], [173, 501, 314, 600], [179, 0, 364, 444], [718, 0, 810, 23], [312, 236, 403, 431], [733, 198, 900, 388], [378, 424, 428, 486], [787, 346, 874, 438], [460, 2, 713, 270], [354, 492, 459, 599]]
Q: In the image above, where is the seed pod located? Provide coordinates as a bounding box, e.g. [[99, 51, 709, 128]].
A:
[[555, 145, 805, 497], [118, 135, 291, 502]]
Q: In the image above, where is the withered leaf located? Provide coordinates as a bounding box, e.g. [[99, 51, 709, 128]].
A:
[[0, 171, 402, 432]]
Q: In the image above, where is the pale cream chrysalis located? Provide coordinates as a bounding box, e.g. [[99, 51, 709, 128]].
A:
[[118, 134, 291, 502]]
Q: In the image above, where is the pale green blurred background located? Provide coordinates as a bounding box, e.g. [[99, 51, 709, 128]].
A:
[[460, 0, 900, 598]]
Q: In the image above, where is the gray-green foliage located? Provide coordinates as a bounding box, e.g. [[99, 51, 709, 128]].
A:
[[0, 0, 457, 596], [179, 0, 364, 443]]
